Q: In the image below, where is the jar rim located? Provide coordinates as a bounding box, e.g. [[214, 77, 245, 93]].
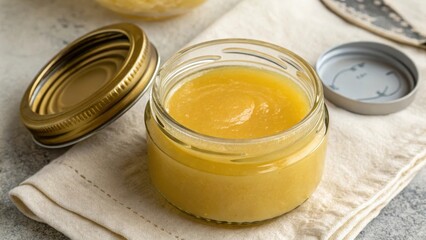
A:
[[152, 38, 324, 145]]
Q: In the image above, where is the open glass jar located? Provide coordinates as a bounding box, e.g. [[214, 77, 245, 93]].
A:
[[95, 0, 206, 20], [19, 23, 328, 223], [145, 39, 329, 223]]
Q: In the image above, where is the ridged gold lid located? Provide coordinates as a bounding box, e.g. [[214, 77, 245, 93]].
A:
[[20, 23, 159, 148]]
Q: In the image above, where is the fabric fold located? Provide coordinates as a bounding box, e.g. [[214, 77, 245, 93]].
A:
[[10, 184, 121, 240], [328, 151, 426, 240]]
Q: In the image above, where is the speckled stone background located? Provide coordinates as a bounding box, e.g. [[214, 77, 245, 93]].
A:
[[0, 0, 424, 239]]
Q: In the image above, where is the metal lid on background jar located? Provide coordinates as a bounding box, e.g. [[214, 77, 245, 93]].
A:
[[316, 41, 419, 115], [20, 23, 160, 148]]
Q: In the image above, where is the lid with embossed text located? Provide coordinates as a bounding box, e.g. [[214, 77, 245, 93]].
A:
[[316, 41, 418, 115]]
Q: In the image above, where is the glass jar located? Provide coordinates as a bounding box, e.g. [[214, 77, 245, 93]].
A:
[[145, 39, 329, 223], [95, 0, 206, 20]]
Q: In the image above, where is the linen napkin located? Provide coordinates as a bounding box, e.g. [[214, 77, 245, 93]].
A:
[[9, 0, 426, 239]]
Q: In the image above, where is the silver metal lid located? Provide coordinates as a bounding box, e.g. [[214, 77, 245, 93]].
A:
[[316, 41, 418, 115]]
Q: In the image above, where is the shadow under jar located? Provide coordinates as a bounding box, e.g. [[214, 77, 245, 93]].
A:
[[145, 39, 329, 224]]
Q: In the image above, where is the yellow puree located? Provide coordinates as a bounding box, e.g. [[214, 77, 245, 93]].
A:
[[147, 66, 326, 223], [166, 67, 309, 139]]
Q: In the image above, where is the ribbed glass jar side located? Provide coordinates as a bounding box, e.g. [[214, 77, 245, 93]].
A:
[[145, 39, 328, 223]]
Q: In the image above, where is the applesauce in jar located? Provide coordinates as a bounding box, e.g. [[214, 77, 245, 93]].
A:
[[145, 39, 328, 223]]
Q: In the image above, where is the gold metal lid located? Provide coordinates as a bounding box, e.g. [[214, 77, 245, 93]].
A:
[[20, 23, 160, 148]]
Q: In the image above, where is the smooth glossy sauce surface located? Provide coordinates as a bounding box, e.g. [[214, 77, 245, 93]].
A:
[[166, 66, 310, 139]]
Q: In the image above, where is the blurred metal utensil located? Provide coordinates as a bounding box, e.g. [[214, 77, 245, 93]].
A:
[[322, 0, 426, 49]]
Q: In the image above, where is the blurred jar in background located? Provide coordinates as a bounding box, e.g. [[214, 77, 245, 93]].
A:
[[96, 0, 207, 20]]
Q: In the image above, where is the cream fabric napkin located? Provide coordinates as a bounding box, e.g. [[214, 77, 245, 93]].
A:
[[9, 0, 426, 239]]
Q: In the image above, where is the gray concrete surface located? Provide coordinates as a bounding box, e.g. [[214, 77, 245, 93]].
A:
[[357, 168, 426, 240], [0, 0, 424, 239]]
